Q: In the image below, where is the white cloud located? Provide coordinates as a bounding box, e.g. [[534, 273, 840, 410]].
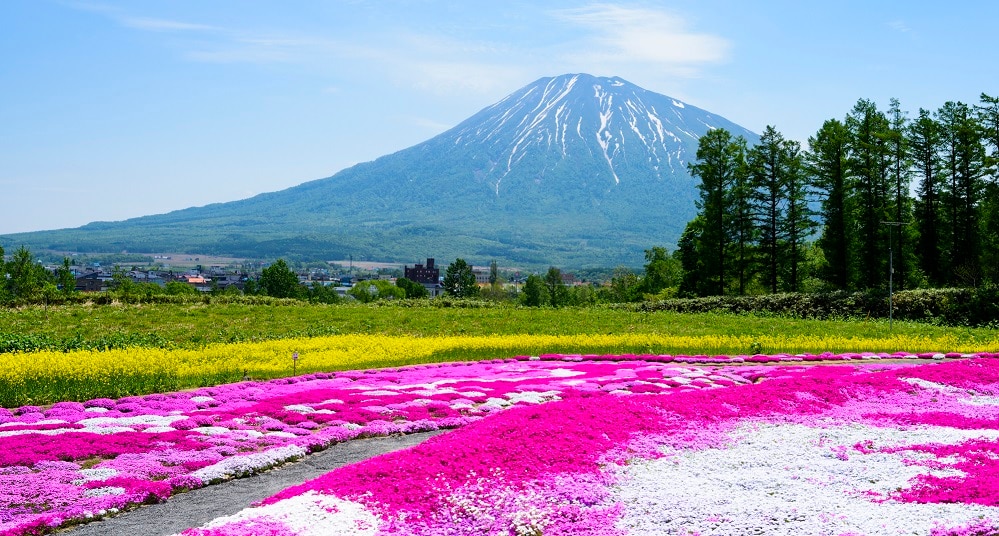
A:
[[118, 16, 219, 33], [406, 115, 456, 133], [552, 4, 730, 74], [398, 60, 529, 96], [888, 20, 911, 33]]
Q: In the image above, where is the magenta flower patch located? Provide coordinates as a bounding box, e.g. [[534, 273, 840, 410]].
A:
[[4, 354, 999, 536], [181, 357, 999, 536], [0, 354, 762, 535]]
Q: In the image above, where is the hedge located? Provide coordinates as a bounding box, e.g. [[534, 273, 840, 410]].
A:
[[640, 287, 999, 328]]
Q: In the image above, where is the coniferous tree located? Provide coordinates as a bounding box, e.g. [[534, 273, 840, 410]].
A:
[[976, 93, 999, 282], [746, 125, 814, 293], [807, 119, 853, 290], [443, 258, 479, 298], [543, 266, 568, 307], [910, 108, 947, 285], [884, 98, 916, 289], [938, 101, 987, 286], [846, 99, 892, 290], [675, 217, 704, 297], [977, 93, 999, 180], [688, 128, 746, 295], [488, 260, 498, 287], [781, 139, 816, 292], [729, 139, 755, 295], [749, 126, 788, 293]]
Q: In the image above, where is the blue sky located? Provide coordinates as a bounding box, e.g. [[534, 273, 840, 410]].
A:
[[2, 1, 996, 234]]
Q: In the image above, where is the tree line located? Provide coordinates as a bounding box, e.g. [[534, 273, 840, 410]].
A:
[[0, 244, 684, 308], [678, 93, 999, 296]]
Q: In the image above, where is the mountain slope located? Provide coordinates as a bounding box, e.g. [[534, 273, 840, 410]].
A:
[[3, 74, 758, 268]]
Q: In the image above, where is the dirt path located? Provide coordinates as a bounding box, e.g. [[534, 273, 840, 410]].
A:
[[59, 430, 446, 536]]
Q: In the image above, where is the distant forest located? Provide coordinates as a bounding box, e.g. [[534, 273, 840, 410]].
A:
[[676, 94, 999, 297]]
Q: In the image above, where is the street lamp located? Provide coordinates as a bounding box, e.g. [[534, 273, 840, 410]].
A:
[[881, 221, 907, 330]]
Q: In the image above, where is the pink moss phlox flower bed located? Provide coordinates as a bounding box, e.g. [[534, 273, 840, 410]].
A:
[[2, 353, 781, 535], [4, 353, 999, 535], [178, 356, 999, 536]]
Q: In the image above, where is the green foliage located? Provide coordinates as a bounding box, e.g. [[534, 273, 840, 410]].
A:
[[544, 266, 568, 307], [165, 281, 198, 295], [521, 274, 544, 307], [0, 331, 174, 354], [242, 278, 261, 296], [347, 280, 405, 303], [689, 128, 745, 295], [639, 247, 681, 297], [259, 259, 303, 299], [395, 277, 429, 299], [0, 244, 7, 303], [641, 286, 999, 327], [606, 266, 640, 303], [347, 281, 377, 303], [6, 246, 47, 300], [56, 258, 75, 295], [443, 258, 479, 298], [566, 283, 599, 306], [807, 118, 852, 289], [478, 283, 516, 302], [306, 282, 341, 304]]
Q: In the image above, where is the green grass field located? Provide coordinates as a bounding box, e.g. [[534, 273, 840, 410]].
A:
[[3, 301, 998, 407], [3, 301, 997, 351]]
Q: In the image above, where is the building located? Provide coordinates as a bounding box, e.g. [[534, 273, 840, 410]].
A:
[[405, 258, 439, 284], [404, 258, 444, 297], [75, 272, 106, 292], [473, 266, 491, 285]]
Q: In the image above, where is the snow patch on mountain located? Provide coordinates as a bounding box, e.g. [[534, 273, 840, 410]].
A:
[[445, 74, 756, 198]]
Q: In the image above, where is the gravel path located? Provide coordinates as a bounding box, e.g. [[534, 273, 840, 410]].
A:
[[59, 430, 446, 536]]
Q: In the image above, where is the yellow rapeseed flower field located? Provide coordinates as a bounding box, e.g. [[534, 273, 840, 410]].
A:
[[1, 332, 992, 407]]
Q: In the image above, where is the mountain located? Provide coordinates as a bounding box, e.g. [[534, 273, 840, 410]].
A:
[[3, 74, 758, 269]]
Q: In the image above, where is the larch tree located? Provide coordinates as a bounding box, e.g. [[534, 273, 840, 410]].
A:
[[884, 98, 916, 290], [781, 139, 816, 292], [807, 118, 853, 290], [749, 125, 788, 293], [728, 138, 756, 295], [976, 93, 999, 282], [938, 101, 987, 286], [910, 108, 947, 286], [845, 99, 892, 290], [688, 128, 746, 295]]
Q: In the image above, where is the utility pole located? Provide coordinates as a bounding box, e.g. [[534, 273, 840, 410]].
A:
[[882, 221, 906, 330]]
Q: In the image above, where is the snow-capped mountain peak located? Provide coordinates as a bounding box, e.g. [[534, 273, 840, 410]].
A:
[[443, 73, 754, 197]]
